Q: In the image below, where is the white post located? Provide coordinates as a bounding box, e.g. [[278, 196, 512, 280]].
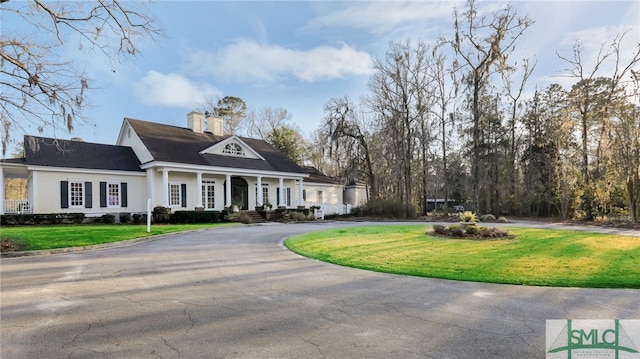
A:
[[298, 178, 304, 207], [225, 174, 232, 207], [256, 176, 263, 207], [161, 169, 169, 207], [146, 168, 155, 209], [196, 172, 203, 208], [278, 177, 285, 207], [146, 198, 151, 233]]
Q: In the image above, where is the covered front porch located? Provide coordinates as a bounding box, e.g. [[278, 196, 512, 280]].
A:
[[0, 162, 31, 214], [147, 166, 308, 212]]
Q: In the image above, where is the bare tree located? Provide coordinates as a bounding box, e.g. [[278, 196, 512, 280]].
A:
[[1, 0, 162, 154], [428, 48, 460, 213], [366, 40, 432, 217], [447, 0, 533, 213], [501, 58, 536, 213], [321, 96, 377, 199], [245, 107, 292, 140], [558, 31, 640, 219]]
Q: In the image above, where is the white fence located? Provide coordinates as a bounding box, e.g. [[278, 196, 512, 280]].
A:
[[308, 203, 352, 219], [3, 200, 32, 214]]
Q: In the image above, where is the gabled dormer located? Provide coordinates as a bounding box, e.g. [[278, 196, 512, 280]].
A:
[[200, 136, 265, 160]]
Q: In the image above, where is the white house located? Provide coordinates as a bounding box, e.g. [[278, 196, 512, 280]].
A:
[[1, 113, 365, 217]]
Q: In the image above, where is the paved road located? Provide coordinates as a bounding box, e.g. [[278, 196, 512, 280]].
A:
[[1, 222, 639, 358]]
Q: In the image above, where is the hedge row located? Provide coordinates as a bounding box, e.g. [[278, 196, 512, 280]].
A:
[[171, 210, 227, 224], [1, 213, 86, 225]]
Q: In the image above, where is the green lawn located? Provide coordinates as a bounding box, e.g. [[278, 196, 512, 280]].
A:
[[1, 223, 236, 251], [285, 225, 640, 288]]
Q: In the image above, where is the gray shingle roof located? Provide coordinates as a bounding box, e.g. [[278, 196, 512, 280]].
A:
[[126, 118, 307, 174], [302, 166, 341, 184], [23, 136, 143, 172]]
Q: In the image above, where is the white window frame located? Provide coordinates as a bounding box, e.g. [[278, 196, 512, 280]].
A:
[[69, 180, 84, 208], [222, 143, 244, 156], [107, 182, 121, 208], [169, 183, 182, 207], [202, 181, 215, 210], [317, 190, 324, 204]]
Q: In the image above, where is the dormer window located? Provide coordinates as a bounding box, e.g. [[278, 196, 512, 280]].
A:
[[223, 143, 244, 156]]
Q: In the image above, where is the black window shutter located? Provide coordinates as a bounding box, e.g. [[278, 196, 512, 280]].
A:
[[121, 183, 128, 207], [85, 182, 93, 208], [181, 183, 187, 207], [100, 182, 107, 208], [60, 181, 69, 208]]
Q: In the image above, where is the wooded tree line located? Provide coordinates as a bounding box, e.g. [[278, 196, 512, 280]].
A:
[[313, 1, 640, 222], [3, 0, 638, 222]]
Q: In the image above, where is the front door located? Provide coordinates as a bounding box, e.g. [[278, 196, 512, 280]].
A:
[[225, 177, 249, 210]]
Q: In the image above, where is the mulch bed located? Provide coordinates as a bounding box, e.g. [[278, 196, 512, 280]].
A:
[[1, 238, 24, 252]]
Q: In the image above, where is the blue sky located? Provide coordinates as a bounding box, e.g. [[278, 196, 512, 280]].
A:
[[5, 1, 640, 151]]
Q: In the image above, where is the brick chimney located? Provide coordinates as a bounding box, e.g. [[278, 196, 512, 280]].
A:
[[187, 111, 203, 133], [206, 114, 224, 136]]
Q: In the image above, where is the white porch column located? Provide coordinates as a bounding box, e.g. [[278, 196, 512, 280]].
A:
[[256, 176, 263, 206], [161, 169, 169, 207], [298, 178, 304, 207], [0, 167, 4, 214], [225, 174, 232, 207], [278, 177, 285, 207], [196, 172, 203, 208], [146, 169, 155, 208], [31, 171, 37, 212]]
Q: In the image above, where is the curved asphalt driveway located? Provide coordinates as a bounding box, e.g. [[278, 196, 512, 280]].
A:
[[1, 221, 639, 358]]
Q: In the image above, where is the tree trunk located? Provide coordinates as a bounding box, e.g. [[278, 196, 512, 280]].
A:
[[629, 170, 640, 223]]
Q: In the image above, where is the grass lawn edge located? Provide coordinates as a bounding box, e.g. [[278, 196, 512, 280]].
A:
[[284, 224, 640, 289]]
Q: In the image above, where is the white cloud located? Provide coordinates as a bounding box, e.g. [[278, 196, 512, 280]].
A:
[[183, 39, 374, 83], [134, 71, 222, 107], [307, 1, 459, 33]]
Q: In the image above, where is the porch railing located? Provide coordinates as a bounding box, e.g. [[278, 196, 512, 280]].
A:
[[3, 200, 33, 214]]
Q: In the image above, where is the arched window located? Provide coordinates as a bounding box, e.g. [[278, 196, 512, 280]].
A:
[[223, 143, 244, 156]]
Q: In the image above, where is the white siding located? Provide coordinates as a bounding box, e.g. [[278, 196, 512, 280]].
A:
[[32, 169, 146, 215], [116, 123, 153, 164]]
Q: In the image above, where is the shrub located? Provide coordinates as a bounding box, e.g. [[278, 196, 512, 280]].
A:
[[289, 211, 307, 221], [173, 210, 222, 224], [448, 225, 466, 237], [497, 216, 508, 223], [1, 212, 86, 225], [432, 224, 447, 235], [479, 227, 513, 239], [430, 224, 513, 240], [350, 207, 362, 216], [465, 224, 479, 235], [479, 214, 496, 222], [152, 206, 171, 223], [119, 213, 131, 224], [227, 212, 253, 224], [99, 214, 115, 224], [360, 198, 414, 219], [132, 213, 142, 224], [459, 211, 477, 223], [46, 213, 62, 224]]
